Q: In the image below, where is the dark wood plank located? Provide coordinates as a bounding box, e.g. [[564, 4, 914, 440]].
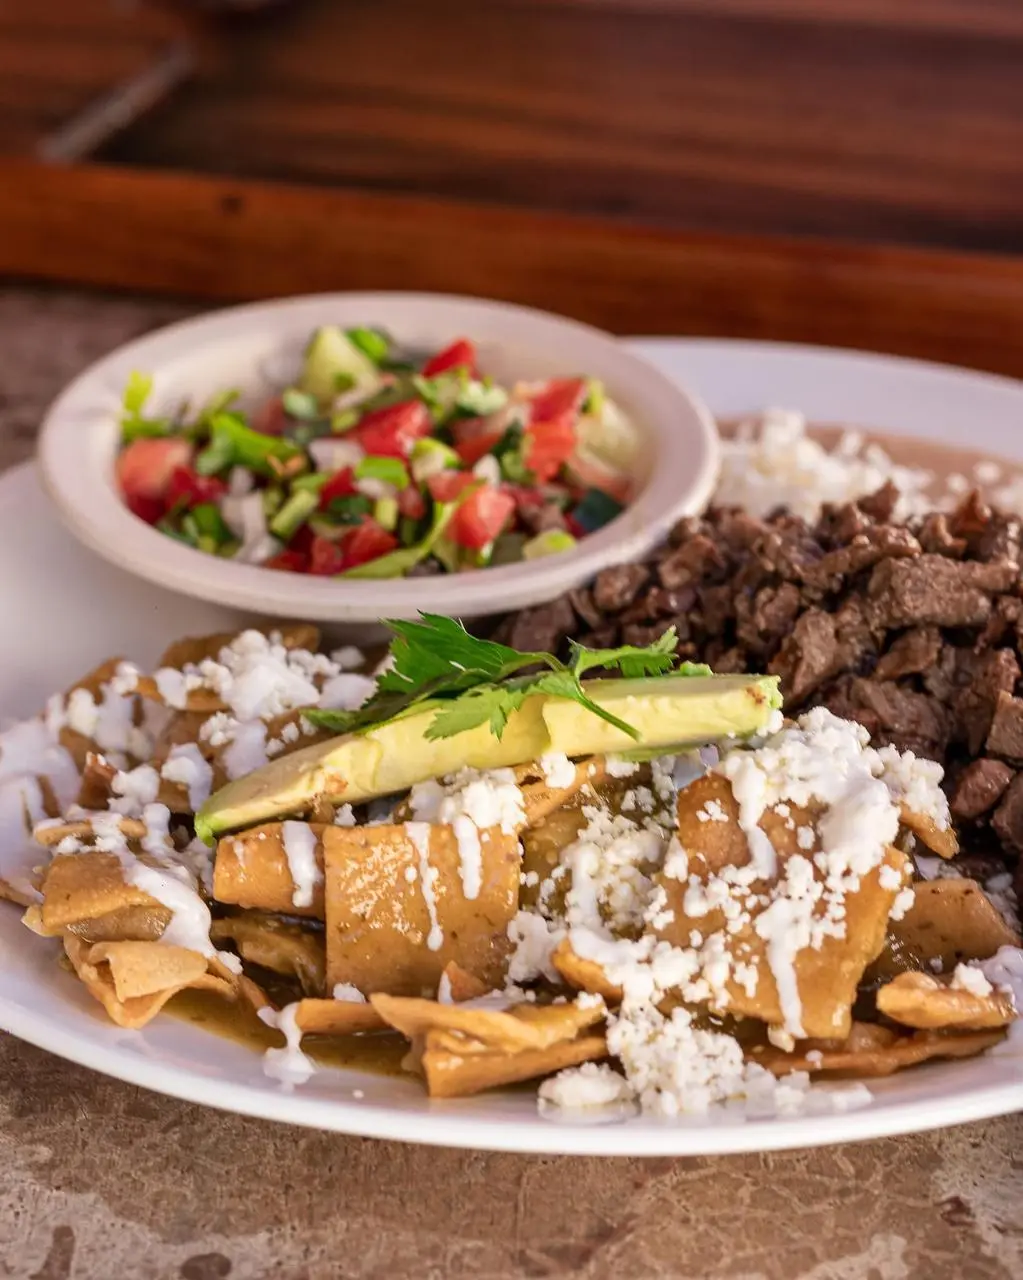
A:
[[89, 0, 1023, 252], [3, 160, 1023, 378]]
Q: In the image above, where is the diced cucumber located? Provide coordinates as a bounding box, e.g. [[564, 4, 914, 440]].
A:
[[270, 489, 319, 540], [410, 437, 459, 483], [301, 326, 381, 405], [457, 381, 508, 416], [373, 497, 399, 532], [522, 530, 578, 560], [346, 327, 391, 365]]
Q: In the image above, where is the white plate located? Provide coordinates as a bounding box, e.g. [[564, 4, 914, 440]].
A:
[[5, 338, 1023, 1156], [36, 293, 717, 628]]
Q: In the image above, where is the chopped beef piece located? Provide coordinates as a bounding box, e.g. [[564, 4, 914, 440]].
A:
[[713, 509, 767, 552], [769, 609, 838, 703], [735, 582, 802, 654], [986, 691, 1023, 762], [858, 480, 899, 523], [917, 513, 967, 558], [802, 526, 920, 592], [949, 490, 992, 537], [974, 513, 1022, 566], [698, 584, 735, 635], [820, 501, 870, 545], [993, 773, 1023, 855], [848, 679, 950, 751], [622, 622, 672, 647], [657, 547, 696, 590], [505, 595, 576, 654], [568, 586, 603, 630], [955, 650, 1021, 754], [592, 564, 650, 613], [754, 527, 826, 585], [620, 585, 696, 627], [874, 627, 942, 681], [950, 758, 1015, 820], [868, 556, 994, 628]]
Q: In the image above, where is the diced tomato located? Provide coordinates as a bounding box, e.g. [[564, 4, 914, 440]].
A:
[[251, 395, 288, 436], [422, 338, 477, 378], [450, 487, 516, 550], [117, 437, 193, 523], [527, 377, 586, 425], [308, 535, 347, 576], [451, 415, 489, 445], [264, 549, 309, 573], [565, 449, 632, 503], [523, 417, 577, 483], [427, 471, 477, 503], [342, 519, 400, 569], [317, 467, 358, 511], [355, 400, 432, 458], [503, 483, 545, 510], [290, 523, 316, 556], [397, 485, 427, 521], [165, 466, 227, 511], [454, 433, 504, 467]]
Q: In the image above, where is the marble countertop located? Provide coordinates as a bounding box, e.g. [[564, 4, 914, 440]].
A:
[[0, 285, 1020, 1280]]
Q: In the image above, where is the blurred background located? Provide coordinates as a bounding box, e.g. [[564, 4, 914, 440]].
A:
[[2, 0, 1023, 371], [5, 0, 1023, 248]]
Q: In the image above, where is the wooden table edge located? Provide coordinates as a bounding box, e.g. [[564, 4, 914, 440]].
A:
[[3, 159, 1023, 377]]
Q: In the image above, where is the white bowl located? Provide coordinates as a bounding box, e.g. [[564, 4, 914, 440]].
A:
[[37, 292, 717, 626]]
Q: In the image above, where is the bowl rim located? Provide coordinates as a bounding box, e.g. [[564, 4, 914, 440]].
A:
[[37, 290, 719, 622]]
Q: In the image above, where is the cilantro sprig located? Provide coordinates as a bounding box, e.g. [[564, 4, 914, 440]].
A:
[[304, 614, 684, 742]]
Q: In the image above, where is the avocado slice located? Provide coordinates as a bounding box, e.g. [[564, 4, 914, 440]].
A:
[[300, 326, 381, 404], [195, 673, 781, 844]]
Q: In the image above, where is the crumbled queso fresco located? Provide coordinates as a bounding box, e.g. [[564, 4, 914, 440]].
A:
[[716, 407, 1023, 524], [4, 624, 1022, 1120], [0, 631, 368, 974]]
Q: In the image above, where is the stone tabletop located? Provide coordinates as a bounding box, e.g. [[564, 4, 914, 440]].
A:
[[1, 285, 1021, 1280]]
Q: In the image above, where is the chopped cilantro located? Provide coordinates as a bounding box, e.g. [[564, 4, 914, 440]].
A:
[[304, 613, 683, 742]]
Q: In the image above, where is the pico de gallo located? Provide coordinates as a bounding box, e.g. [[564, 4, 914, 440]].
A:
[[114, 326, 640, 578]]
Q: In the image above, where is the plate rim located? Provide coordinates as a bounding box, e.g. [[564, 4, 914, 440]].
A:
[[6, 333, 1023, 1154]]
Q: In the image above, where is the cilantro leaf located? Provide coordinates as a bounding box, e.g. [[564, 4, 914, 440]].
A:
[[569, 627, 678, 680], [675, 660, 713, 678], [304, 613, 695, 744], [123, 370, 153, 416], [423, 683, 532, 741]]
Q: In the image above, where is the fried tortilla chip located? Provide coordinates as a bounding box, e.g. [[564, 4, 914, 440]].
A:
[[655, 774, 909, 1039], [371, 994, 605, 1053], [157, 623, 320, 672], [63, 936, 233, 1029], [58, 659, 135, 771], [421, 1032, 608, 1099], [900, 803, 958, 859], [213, 824, 327, 919], [876, 971, 1015, 1031], [551, 938, 623, 1002], [65, 903, 172, 943], [34, 817, 146, 849], [76, 752, 118, 810], [324, 824, 520, 996], [442, 961, 492, 1002], [39, 852, 162, 932], [211, 912, 325, 995], [868, 879, 1021, 983], [292, 997, 386, 1035], [748, 1020, 1007, 1078], [520, 806, 588, 910], [514, 757, 609, 828]]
